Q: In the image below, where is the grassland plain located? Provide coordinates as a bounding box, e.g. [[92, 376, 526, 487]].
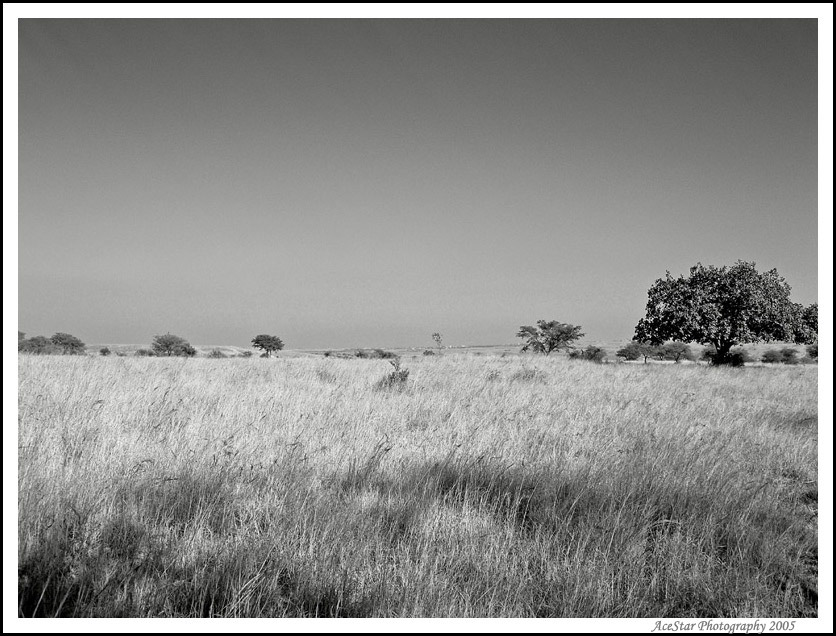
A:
[[17, 354, 817, 618]]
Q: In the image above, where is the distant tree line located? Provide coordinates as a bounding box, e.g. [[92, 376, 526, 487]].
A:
[[18, 332, 86, 355], [19, 262, 817, 368]]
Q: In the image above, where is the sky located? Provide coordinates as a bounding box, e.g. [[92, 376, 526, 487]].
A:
[[15, 14, 822, 349]]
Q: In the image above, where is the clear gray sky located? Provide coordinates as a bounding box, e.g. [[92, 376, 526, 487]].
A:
[[17, 18, 819, 349]]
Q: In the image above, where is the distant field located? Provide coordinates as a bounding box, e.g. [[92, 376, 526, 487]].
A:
[[18, 354, 817, 617]]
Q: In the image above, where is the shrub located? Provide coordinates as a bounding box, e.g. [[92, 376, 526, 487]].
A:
[[135, 349, 156, 357], [18, 336, 59, 355], [323, 351, 332, 358], [240, 351, 253, 358], [701, 345, 752, 366], [99, 347, 111, 357], [568, 346, 607, 363], [316, 368, 337, 384], [780, 348, 799, 365], [374, 358, 410, 391], [423, 349, 436, 356], [207, 349, 227, 359], [805, 344, 817, 360], [762, 349, 783, 364]]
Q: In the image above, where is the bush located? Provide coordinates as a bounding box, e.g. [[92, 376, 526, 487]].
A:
[[374, 358, 410, 391], [135, 349, 156, 357], [18, 336, 59, 355], [762, 349, 783, 364], [423, 349, 436, 356], [240, 351, 253, 358], [568, 346, 607, 363], [207, 349, 227, 359], [356, 349, 398, 359], [805, 344, 817, 360], [99, 347, 111, 357], [701, 345, 752, 366], [780, 347, 799, 365]]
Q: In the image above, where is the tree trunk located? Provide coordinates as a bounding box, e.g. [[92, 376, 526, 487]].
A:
[[712, 341, 734, 365]]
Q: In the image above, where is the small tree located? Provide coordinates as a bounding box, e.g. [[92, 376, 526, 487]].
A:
[[50, 332, 86, 355], [151, 333, 195, 357], [517, 320, 584, 356], [432, 332, 443, 354], [99, 347, 111, 356], [18, 336, 58, 355], [616, 341, 658, 363], [635, 261, 817, 365], [661, 342, 695, 363], [251, 334, 284, 357]]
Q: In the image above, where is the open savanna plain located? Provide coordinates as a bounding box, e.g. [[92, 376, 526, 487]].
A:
[[17, 353, 818, 618]]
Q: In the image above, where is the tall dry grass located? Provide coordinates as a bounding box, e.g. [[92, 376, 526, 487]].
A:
[[17, 354, 817, 617]]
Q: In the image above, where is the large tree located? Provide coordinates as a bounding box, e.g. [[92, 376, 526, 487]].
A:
[[517, 320, 584, 355], [634, 261, 817, 365], [251, 334, 284, 357]]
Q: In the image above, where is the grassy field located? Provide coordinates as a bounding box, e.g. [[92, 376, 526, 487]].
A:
[[17, 353, 818, 618]]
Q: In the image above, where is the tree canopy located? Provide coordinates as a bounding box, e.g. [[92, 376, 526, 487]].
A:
[[251, 334, 284, 357], [50, 332, 86, 355], [151, 333, 196, 357], [517, 320, 584, 355], [634, 261, 816, 365]]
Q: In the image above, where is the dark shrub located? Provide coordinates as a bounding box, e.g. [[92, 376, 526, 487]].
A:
[[805, 344, 817, 360], [18, 336, 59, 355], [568, 346, 607, 363], [423, 349, 436, 356], [762, 349, 783, 364], [99, 347, 111, 357], [701, 345, 752, 366], [780, 347, 799, 365], [207, 349, 227, 359], [374, 358, 410, 391]]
